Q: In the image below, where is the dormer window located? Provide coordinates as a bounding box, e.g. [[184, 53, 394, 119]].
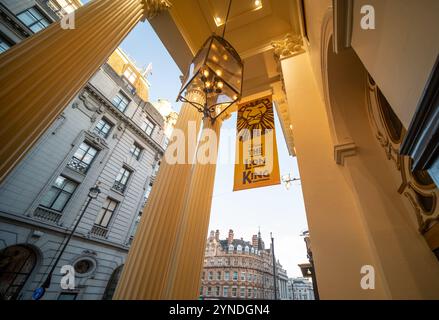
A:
[[228, 244, 234, 253], [237, 245, 242, 253], [245, 246, 250, 254], [123, 67, 137, 84]]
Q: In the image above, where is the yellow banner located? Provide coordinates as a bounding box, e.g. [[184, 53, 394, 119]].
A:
[[233, 95, 281, 191]]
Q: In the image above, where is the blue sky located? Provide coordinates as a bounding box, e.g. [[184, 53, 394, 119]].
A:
[[119, 21, 309, 277]]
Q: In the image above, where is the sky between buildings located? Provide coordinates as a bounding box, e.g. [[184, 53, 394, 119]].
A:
[[116, 20, 310, 278]]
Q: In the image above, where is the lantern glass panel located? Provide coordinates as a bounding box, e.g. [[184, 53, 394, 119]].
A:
[[206, 36, 242, 94], [179, 38, 211, 94]]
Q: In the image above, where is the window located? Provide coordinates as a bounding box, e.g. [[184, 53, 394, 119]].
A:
[[224, 271, 230, 281], [248, 287, 252, 298], [58, 292, 78, 300], [141, 118, 155, 136], [208, 272, 213, 281], [40, 176, 78, 212], [48, 0, 77, 17], [216, 271, 221, 281], [207, 287, 212, 296], [0, 35, 12, 53], [130, 143, 142, 160], [237, 245, 242, 253], [131, 211, 142, 238], [215, 286, 220, 296], [112, 92, 130, 113], [232, 287, 237, 297], [241, 272, 245, 281], [113, 167, 132, 193], [95, 198, 118, 228], [223, 286, 229, 297], [94, 118, 113, 138], [247, 273, 251, 281], [123, 67, 137, 84], [68, 142, 98, 173], [233, 271, 238, 281], [17, 7, 51, 33], [74, 259, 95, 275]]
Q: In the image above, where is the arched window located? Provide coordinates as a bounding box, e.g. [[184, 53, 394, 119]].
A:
[[102, 265, 123, 300], [0, 245, 37, 300], [237, 245, 242, 253], [245, 246, 250, 254], [228, 244, 234, 253]]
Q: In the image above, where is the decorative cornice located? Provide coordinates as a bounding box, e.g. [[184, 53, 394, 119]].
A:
[[272, 34, 305, 61], [143, 0, 172, 20], [0, 3, 32, 39]]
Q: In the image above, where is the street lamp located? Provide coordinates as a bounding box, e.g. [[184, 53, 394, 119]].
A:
[[32, 184, 101, 300], [281, 174, 300, 190], [176, 0, 243, 123]]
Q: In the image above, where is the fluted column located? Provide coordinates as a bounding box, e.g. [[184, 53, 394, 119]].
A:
[[113, 89, 204, 299], [0, 0, 170, 182], [164, 116, 223, 299]]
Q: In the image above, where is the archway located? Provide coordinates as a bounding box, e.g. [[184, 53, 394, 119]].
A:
[[102, 265, 123, 300], [322, 27, 439, 297], [0, 245, 38, 300]]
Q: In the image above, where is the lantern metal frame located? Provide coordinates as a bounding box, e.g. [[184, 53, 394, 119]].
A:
[[177, 33, 244, 123]]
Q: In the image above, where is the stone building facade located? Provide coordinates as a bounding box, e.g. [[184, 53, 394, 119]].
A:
[[200, 230, 289, 300], [0, 0, 176, 300], [290, 277, 315, 300]]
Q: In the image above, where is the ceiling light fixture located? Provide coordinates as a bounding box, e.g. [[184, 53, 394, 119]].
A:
[[177, 0, 243, 123]]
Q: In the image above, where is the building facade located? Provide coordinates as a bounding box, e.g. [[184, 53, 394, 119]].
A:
[[1, 0, 439, 300], [0, 0, 176, 300], [200, 230, 288, 300], [290, 277, 314, 301]]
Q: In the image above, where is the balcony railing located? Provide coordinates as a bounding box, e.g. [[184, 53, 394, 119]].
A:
[[67, 157, 90, 174], [112, 181, 127, 193], [90, 225, 108, 238], [34, 206, 63, 224]]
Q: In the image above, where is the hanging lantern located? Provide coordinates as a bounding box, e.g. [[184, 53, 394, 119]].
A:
[[177, 34, 244, 122]]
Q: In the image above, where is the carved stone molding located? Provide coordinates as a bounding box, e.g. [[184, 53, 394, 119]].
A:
[[366, 74, 439, 234], [143, 0, 172, 20], [334, 142, 357, 165], [272, 34, 305, 61]]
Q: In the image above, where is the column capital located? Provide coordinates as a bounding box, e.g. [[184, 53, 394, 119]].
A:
[[272, 34, 305, 61], [143, 0, 172, 20]]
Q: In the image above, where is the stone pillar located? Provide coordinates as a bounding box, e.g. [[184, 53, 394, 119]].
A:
[[0, 0, 170, 181], [164, 116, 223, 299], [113, 89, 204, 299]]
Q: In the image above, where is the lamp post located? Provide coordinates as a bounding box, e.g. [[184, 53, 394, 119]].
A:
[[32, 185, 101, 300], [270, 232, 278, 300]]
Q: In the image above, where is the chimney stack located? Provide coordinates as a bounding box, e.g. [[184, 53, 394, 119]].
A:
[[215, 230, 220, 241], [228, 229, 234, 245]]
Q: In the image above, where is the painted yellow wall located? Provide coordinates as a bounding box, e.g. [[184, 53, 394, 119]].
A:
[[107, 49, 150, 102], [281, 52, 387, 299], [351, 0, 439, 128]]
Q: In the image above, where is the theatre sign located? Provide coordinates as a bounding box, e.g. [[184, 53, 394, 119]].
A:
[[233, 95, 281, 191]]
